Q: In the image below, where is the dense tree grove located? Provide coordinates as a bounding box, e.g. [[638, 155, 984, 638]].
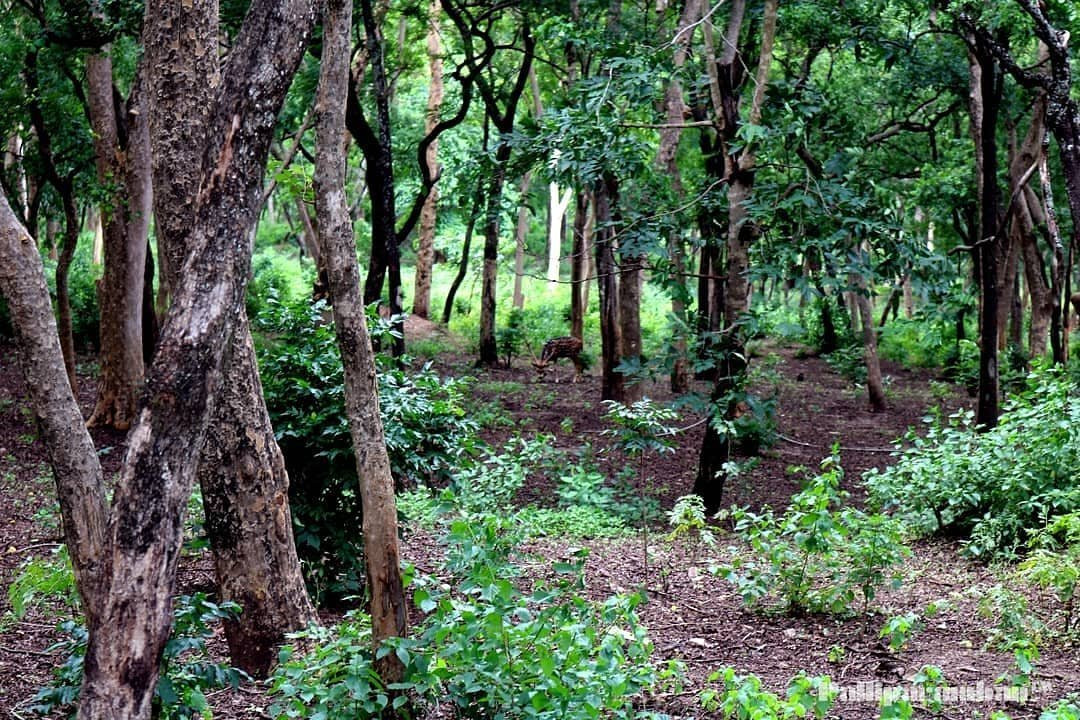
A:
[[2, 0, 1080, 716]]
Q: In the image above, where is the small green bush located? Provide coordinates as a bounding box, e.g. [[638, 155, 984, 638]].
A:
[[699, 667, 836, 719], [720, 455, 909, 616], [866, 367, 1080, 560]]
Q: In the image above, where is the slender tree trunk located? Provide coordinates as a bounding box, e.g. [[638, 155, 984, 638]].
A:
[[412, 0, 443, 320], [547, 184, 572, 286], [55, 194, 80, 391], [851, 247, 886, 412], [478, 143, 511, 364], [314, 0, 408, 683], [512, 173, 532, 309], [570, 191, 588, 341], [595, 174, 624, 401], [86, 52, 146, 430]]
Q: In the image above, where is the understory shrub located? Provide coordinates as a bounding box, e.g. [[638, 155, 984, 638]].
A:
[[31, 594, 248, 719], [720, 455, 909, 616], [270, 517, 669, 720], [865, 368, 1080, 560], [256, 298, 480, 601]]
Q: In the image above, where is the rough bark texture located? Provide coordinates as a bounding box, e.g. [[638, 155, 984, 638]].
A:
[[851, 252, 886, 412], [0, 194, 109, 626], [314, 0, 408, 683], [85, 52, 147, 430], [618, 253, 643, 401], [144, 0, 316, 677], [195, 320, 316, 676], [77, 0, 317, 714], [412, 0, 443, 319]]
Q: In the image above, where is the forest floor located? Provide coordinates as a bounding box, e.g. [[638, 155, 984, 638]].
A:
[[0, 332, 1078, 719]]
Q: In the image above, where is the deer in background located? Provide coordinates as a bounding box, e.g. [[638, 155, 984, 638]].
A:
[[532, 336, 585, 383]]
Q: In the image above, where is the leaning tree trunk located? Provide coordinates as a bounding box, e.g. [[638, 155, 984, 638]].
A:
[[86, 52, 146, 430], [412, 0, 443, 320], [0, 194, 109, 627], [143, 0, 316, 677], [314, 0, 408, 684]]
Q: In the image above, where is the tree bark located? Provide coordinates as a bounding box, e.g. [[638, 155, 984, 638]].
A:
[[0, 193, 109, 627], [314, 0, 408, 684], [143, 0, 317, 677], [479, 143, 511, 364], [547, 184, 572, 287], [595, 174, 624, 401], [442, 189, 481, 325], [851, 246, 886, 412], [512, 172, 532, 310], [85, 51, 146, 431], [412, 0, 443, 320], [570, 191, 589, 341]]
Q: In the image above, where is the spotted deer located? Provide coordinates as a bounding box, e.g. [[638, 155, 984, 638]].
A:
[[532, 336, 585, 383]]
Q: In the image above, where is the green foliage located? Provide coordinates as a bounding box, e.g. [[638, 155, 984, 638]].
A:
[[866, 368, 1080, 560], [255, 298, 480, 601], [879, 611, 922, 652], [720, 455, 909, 616], [1017, 513, 1080, 634], [43, 243, 102, 351], [666, 494, 716, 557], [7, 546, 79, 620], [31, 594, 249, 719], [496, 307, 526, 367], [823, 343, 867, 385], [698, 667, 836, 719], [270, 517, 666, 720], [1040, 696, 1080, 720]]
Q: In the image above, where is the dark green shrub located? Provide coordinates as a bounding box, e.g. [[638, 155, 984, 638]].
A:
[[866, 367, 1080, 560], [256, 298, 480, 601], [42, 246, 102, 352]]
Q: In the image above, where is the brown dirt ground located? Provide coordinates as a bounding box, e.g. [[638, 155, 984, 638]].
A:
[[0, 334, 1078, 719]]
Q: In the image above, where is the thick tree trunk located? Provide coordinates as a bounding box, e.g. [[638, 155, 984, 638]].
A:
[[595, 174, 624, 401], [144, 0, 317, 678], [86, 52, 146, 430], [195, 321, 316, 676], [412, 0, 443, 320], [314, 0, 408, 684]]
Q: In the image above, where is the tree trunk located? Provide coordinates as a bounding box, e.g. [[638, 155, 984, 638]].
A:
[[618, 252, 643, 401], [79, 0, 318, 706], [656, 0, 702, 394], [547, 183, 572, 286], [86, 52, 146, 431], [478, 143, 511, 365], [442, 192, 480, 325], [412, 0, 443, 320], [144, 0, 317, 678], [570, 191, 588, 341], [511, 172, 532, 310], [0, 193, 109, 627], [55, 194, 80, 391], [851, 248, 886, 412], [595, 174, 624, 401], [314, 0, 408, 683]]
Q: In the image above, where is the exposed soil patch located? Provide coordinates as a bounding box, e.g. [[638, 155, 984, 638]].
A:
[[0, 336, 1077, 719]]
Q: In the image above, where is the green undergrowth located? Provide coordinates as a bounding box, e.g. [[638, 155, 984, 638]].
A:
[[866, 366, 1080, 560], [270, 516, 674, 720]]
